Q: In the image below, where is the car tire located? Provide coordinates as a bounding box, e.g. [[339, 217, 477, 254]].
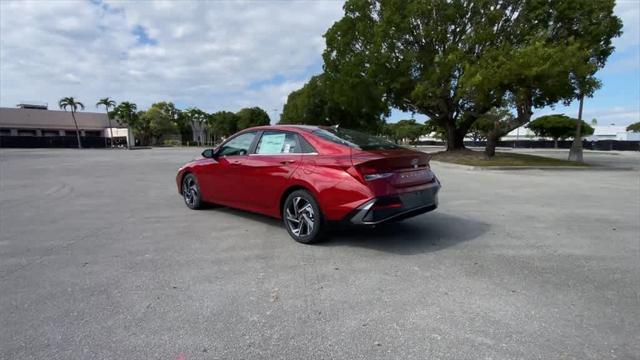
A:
[[182, 173, 203, 210], [283, 190, 325, 244]]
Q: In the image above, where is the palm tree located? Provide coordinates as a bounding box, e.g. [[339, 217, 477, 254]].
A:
[[96, 97, 117, 148], [112, 102, 138, 149], [58, 97, 85, 149]]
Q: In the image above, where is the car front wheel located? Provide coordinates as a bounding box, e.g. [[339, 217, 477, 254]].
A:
[[283, 190, 324, 244], [182, 173, 202, 209]]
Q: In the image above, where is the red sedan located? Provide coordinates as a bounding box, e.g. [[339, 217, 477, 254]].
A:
[[176, 125, 440, 243]]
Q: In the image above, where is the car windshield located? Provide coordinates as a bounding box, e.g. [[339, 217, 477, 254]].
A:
[[312, 127, 400, 150]]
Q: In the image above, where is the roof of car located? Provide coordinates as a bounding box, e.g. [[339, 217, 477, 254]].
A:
[[246, 124, 327, 132]]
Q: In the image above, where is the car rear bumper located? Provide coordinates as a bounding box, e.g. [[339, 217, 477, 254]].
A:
[[348, 181, 441, 225]]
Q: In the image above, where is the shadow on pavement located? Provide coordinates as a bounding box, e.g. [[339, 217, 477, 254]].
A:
[[323, 212, 490, 255], [203, 205, 283, 227], [203, 206, 489, 255]]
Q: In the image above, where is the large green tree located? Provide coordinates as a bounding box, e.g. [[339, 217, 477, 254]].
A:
[[111, 101, 138, 149], [140, 103, 179, 145], [132, 110, 152, 146], [210, 111, 239, 139], [384, 119, 427, 145], [58, 97, 84, 149], [473, 108, 515, 154], [174, 111, 193, 145], [528, 114, 594, 148], [323, 0, 622, 156], [236, 107, 271, 130], [96, 97, 117, 148], [279, 73, 387, 131], [627, 122, 640, 133]]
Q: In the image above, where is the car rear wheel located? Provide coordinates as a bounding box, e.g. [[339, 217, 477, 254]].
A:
[[283, 190, 324, 244], [182, 173, 202, 209]]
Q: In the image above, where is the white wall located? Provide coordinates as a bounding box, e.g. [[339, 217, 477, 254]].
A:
[[102, 128, 129, 138]]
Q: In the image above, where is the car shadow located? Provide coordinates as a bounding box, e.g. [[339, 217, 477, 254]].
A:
[[322, 212, 490, 255], [202, 205, 488, 255], [201, 204, 283, 228]]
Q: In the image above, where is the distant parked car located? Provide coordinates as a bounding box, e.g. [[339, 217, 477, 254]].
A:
[[176, 125, 441, 243]]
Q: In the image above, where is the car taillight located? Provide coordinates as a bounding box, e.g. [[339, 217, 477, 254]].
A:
[[355, 165, 393, 182], [364, 173, 394, 181]]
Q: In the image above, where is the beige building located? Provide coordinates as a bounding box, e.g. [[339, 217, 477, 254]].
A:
[[0, 106, 128, 147]]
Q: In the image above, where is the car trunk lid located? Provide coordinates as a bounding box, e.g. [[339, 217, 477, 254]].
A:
[[351, 148, 435, 188]]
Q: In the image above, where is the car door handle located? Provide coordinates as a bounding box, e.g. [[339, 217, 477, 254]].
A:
[[280, 160, 296, 165], [231, 160, 242, 166]]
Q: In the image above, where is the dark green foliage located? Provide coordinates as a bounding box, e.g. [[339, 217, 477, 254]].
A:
[[384, 119, 427, 144], [323, 0, 622, 152], [96, 98, 116, 111], [236, 107, 271, 130], [279, 74, 387, 132], [423, 120, 446, 141], [469, 108, 515, 141], [174, 111, 193, 145], [111, 102, 138, 128], [110, 102, 138, 147], [58, 97, 85, 112], [627, 122, 640, 133], [210, 111, 239, 139], [528, 114, 594, 146], [140, 103, 179, 145]]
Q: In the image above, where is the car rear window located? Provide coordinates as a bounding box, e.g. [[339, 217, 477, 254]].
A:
[[312, 127, 400, 150]]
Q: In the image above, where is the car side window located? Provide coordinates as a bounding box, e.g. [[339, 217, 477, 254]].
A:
[[297, 135, 317, 153], [218, 132, 256, 157], [255, 131, 300, 154]]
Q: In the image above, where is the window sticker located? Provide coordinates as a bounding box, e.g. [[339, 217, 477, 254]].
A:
[[257, 133, 286, 154], [284, 144, 291, 153]]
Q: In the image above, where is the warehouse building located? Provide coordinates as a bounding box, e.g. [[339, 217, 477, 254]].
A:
[[0, 104, 128, 148]]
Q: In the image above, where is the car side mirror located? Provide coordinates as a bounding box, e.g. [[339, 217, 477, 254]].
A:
[[202, 149, 216, 158]]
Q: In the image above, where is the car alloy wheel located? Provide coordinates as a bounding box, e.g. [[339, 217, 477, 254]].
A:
[[283, 190, 324, 243], [285, 196, 315, 237], [182, 174, 202, 209]]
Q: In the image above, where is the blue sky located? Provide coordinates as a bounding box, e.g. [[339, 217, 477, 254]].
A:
[[1, 0, 638, 125]]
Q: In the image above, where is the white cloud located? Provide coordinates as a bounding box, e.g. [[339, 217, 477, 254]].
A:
[[613, 0, 640, 52], [1, 0, 636, 126], [0, 0, 343, 118]]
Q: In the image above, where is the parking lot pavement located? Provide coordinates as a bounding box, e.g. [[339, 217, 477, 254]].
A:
[[1, 148, 638, 360]]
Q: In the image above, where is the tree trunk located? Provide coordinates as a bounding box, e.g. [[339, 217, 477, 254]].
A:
[[554, 139, 558, 149], [107, 109, 114, 148], [71, 111, 82, 149], [484, 130, 499, 158], [127, 126, 134, 149], [568, 95, 584, 162], [445, 123, 465, 151]]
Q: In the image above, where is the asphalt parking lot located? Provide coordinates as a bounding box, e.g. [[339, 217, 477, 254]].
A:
[[1, 148, 638, 360]]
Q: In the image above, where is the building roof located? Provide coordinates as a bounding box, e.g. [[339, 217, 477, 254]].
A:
[[591, 125, 628, 136], [0, 107, 121, 130]]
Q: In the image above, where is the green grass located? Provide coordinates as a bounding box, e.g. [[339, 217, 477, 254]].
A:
[[431, 150, 588, 167]]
